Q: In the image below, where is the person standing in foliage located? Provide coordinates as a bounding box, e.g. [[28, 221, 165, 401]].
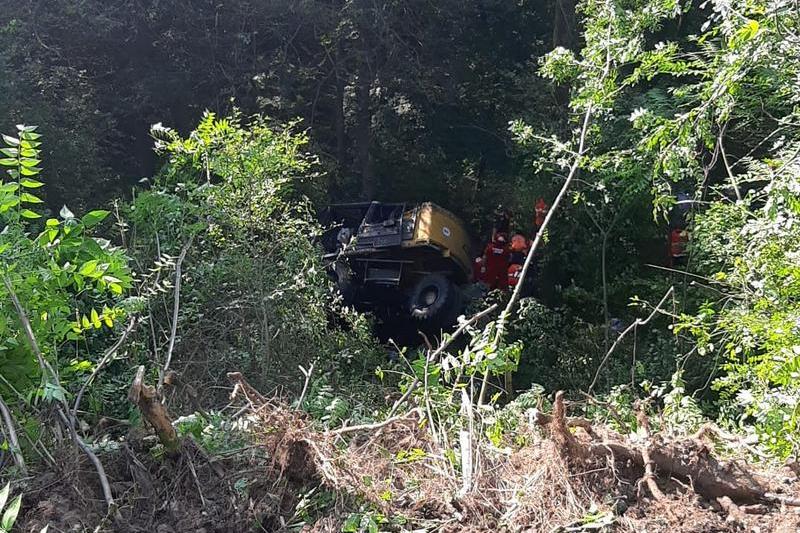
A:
[[507, 232, 529, 289], [483, 232, 510, 290]]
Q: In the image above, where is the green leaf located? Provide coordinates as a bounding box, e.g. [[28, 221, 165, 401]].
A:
[[20, 209, 42, 219], [0, 183, 18, 193], [0, 158, 17, 167], [19, 149, 37, 157], [20, 178, 44, 188], [1, 135, 19, 147], [20, 131, 41, 141], [0, 483, 9, 514], [109, 283, 123, 295], [19, 158, 41, 167], [90, 308, 101, 328], [19, 166, 41, 176], [79, 260, 99, 276], [1, 494, 21, 531], [0, 197, 20, 213], [0, 148, 18, 157], [20, 192, 43, 204], [45, 218, 59, 227], [81, 315, 91, 329], [16, 124, 37, 133], [81, 210, 110, 228]]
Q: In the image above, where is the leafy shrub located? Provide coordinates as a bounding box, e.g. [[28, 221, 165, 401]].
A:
[[126, 111, 385, 410]]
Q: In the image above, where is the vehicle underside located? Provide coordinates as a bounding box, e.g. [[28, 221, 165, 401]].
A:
[[320, 201, 470, 328]]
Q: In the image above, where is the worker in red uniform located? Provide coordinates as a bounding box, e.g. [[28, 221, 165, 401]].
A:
[[483, 232, 510, 290], [534, 197, 548, 230], [669, 227, 689, 267]]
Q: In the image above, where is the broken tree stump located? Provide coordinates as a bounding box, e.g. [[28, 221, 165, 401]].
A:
[[129, 365, 180, 456], [535, 391, 774, 505]]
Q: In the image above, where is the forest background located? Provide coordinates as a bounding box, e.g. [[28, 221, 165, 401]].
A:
[[0, 0, 799, 530]]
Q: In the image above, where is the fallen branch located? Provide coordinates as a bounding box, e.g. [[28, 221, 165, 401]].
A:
[[328, 408, 423, 436], [636, 409, 665, 501]]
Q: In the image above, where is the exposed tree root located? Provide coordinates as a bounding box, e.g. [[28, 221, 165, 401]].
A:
[[535, 390, 785, 506]]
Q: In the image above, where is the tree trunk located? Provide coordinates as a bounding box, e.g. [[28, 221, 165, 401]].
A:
[[552, 0, 576, 49], [354, 63, 375, 199]]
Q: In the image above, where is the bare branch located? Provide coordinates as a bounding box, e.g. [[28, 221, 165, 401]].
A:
[[588, 286, 675, 393], [0, 394, 27, 475], [159, 234, 195, 392]]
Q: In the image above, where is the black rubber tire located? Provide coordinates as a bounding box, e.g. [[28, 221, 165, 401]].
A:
[[408, 273, 461, 323]]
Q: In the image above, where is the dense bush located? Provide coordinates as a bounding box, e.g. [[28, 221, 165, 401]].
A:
[[124, 111, 386, 410]]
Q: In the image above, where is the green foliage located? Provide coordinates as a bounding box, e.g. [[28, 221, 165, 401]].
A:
[[127, 112, 384, 411], [0, 126, 132, 431]]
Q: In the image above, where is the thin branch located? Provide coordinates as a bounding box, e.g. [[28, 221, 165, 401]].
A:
[[57, 409, 120, 521], [297, 363, 314, 408], [0, 394, 27, 475], [483, 103, 596, 406], [3, 275, 59, 386], [159, 234, 195, 391], [72, 317, 138, 419], [387, 304, 498, 418], [588, 286, 675, 393], [717, 124, 742, 201], [4, 274, 118, 519], [328, 407, 422, 436]]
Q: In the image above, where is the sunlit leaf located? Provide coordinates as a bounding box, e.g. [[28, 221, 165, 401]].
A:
[[20, 192, 43, 204], [79, 260, 99, 276], [20, 178, 44, 188], [90, 308, 101, 328], [19, 166, 41, 176], [0, 483, 9, 515], [19, 158, 41, 167], [81, 210, 110, 228], [1, 494, 22, 530], [20, 209, 42, 219]]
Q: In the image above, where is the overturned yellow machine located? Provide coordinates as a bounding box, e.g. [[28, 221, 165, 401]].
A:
[[320, 201, 472, 325]]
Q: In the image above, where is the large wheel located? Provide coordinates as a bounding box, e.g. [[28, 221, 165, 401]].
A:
[[408, 273, 462, 324]]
